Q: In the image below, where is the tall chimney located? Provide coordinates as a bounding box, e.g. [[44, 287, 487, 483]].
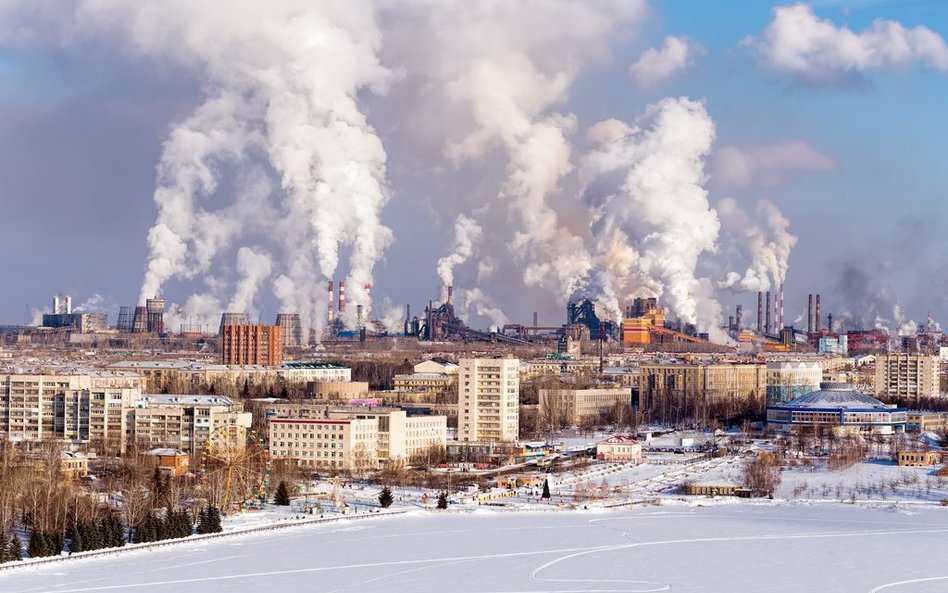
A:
[[765, 291, 772, 334], [53, 295, 61, 315], [356, 304, 364, 327], [815, 294, 821, 331], [807, 294, 814, 333], [65, 295, 72, 315], [447, 285, 453, 306], [757, 292, 763, 333], [533, 311, 538, 328], [827, 312, 833, 333], [327, 281, 334, 324], [364, 283, 372, 304], [728, 315, 734, 331], [736, 304, 743, 330], [338, 281, 347, 315], [778, 284, 784, 330]]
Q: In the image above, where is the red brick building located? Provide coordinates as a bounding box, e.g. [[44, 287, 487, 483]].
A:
[[221, 325, 284, 366]]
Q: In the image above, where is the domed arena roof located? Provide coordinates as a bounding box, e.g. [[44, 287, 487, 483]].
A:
[[781, 382, 890, 410]]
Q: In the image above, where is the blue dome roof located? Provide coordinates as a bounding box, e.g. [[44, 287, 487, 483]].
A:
[[781, 382, 890, 410]]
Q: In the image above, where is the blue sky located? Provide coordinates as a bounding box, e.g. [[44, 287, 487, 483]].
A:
[[1, 1, 947, 332]]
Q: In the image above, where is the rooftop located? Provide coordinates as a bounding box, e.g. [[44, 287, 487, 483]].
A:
[[776, 382, 893, 410]]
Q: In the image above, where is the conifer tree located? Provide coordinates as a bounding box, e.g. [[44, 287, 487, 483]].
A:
[[208, 506, 223, 533], [196, 507, 209, 535], [378, 486, 394, 508], [274, 481, 291, 506], [542, 478, 551, 499], [437, 491, 448, 510], [9, 533, 22, 560]]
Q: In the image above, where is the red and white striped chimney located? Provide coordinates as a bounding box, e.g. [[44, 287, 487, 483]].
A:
[[338, 281, 347, 315]]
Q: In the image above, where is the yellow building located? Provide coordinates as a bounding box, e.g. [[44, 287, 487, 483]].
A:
[[622, 310, 665, 345], [640, 363, 766, 407], [538, 387, 630, 425], [458, 358, 520, 443], [875, 354, 940, 399]]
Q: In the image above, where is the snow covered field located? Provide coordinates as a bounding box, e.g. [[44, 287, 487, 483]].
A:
[[3, 504, 948, 593]]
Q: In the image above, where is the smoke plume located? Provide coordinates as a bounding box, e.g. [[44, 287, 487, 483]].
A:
[[582, 98, 720, 328], [717, 197, 798, 293], [437, 214, 483, 287]]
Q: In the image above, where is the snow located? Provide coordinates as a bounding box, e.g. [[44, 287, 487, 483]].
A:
[[3, 504, 948, 593]]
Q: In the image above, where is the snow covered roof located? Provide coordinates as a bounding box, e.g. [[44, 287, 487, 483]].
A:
[[599, 436, 638, 445], [779, 382, 890, 410]]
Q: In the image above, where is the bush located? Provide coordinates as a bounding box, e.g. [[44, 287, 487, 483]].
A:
[[436, 491, 448, 510]]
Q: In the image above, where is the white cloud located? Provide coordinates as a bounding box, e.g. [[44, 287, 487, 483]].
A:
[[711, 139, 836, 189], [628, 36, 702, 88], [748, 3, 948, 85]]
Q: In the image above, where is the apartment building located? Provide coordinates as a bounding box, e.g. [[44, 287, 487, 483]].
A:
[[0, 372, 141, 452], [268, 417, 379, 471], [458, 357, 520, 443], [221, 325, 284, 366], [875, 354, 940, 399], [277, 362, 352, 384], [765, 361, 823, 404], [640, 363, 766, 408], [393, 373, 453, 394], [129, 395, 252, 455], [538, 387, 631, 425], [109, 360, 278, 392], [263, 403, 447, 468]]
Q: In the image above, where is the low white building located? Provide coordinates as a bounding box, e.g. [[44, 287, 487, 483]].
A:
[[278, 362, 352, 383], [595, 436, 642, 462]]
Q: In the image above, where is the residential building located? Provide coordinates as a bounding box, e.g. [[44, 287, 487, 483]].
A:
[[413, 360, 459, 375], [458, 357, 520, 443], [139, 448, 190, 476], [277, 362, 351, 383], [595, 436, 642, 462], [393, 372, 453, 394], [109, 360, 278, 392], [264, 404, 447, 468], [129, 395, 252, 455], [268, 417, 379, 471], [538, 387, 630, 425], [765, 361, 823, 405], [875, 354, 939, 399], [221, 325, 283, 366], [640, 363, 766, 408], [0, 372, 141, 452]]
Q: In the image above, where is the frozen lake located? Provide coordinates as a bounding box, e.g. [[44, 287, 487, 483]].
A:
[[4, 504, 948, 593]]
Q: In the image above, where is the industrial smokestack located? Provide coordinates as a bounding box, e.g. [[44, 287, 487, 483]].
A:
[[815, 294, 821, 331], [778, 284, 784, 330], [765, 291, 772, 334], [736, 304, 743, 330], [533, 311, 538, 328], [728, 315, 734, 331], [807, 294, 814, 333], [446, 285, 453, 306], [327, 281, 334, 324], [356, 304, 364, 327], [65, 295, 72, 315], [827, 312, 833, 333], [364, 283, 372, 305], [338, 281, 347, 315], [757, 292, 763, 334]]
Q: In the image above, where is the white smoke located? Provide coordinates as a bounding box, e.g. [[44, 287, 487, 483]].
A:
[[226, 247, 273, 317], [388, 1, 647, 303], [460, 287, 509, 329], [6, 1, 397, 333], [581, 98, 720, 328], [717, 197, 798, 293], [437, 214, 483, 287]]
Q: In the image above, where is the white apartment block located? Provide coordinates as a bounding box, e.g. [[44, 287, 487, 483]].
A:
[[269, 417, 379, 471], [130, 395, 252, 455], [277, 362, 352, 384], [0, 372, 141, 452], [267, 407, 447, 469], [458, 357, 520, 443]]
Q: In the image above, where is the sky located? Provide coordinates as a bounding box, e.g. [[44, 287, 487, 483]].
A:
[[0, 1, 947, 336]]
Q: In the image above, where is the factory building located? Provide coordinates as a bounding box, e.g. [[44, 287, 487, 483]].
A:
[[875, 353, 940, 399], [458, 357, 520, 443], [221, 324, 284, 366], [41, 294, 108, 333]]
